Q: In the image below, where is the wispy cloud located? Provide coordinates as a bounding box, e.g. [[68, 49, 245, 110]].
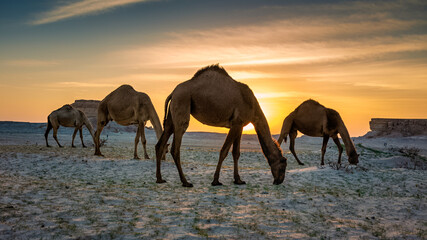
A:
[[3, 59, 59, 67], [113, 13, 426, 71], [31, 0, 155, 25]]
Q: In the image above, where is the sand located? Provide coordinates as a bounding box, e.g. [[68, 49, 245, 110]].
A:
[[0, 123, 426, 239]]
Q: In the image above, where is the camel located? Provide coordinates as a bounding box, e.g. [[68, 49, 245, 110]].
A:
[[94, 84, 164, 159], [277, 99, 359, 166], [45, 104, 95, 148], [155, 64, 287, 187]]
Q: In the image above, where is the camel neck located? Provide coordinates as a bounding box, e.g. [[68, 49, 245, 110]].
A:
[[253, 109, 280, 166], [337, 121, 356, 156], [83, 117, 95, 140], [148, 104, 163, 140]]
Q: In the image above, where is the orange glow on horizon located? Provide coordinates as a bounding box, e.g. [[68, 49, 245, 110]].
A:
[[1, 2, 426, 138]]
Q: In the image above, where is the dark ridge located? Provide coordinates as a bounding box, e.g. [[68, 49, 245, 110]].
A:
[[192, 64, 230, 79]]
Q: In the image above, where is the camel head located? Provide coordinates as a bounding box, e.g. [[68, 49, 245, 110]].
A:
[[348, 151, 359, 165], [271, 156, 287, 185]]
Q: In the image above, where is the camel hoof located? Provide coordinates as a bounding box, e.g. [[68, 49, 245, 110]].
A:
[[211, 181, 223, 186], [46, 145, 51, 148], [94, 153, 104, 157], [299, 162, 305, 166], [59, 146, 64, 148], [134, 156, 140, 160], [182, 182, 193, 188], [156, 179, 167, 184], [72, 145, 76, 148], [234, 180, 246, 185], [144, 155, 150, 160], [82, 145, 87, 148]]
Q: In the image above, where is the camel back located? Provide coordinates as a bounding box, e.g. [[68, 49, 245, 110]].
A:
[[192, 64, 230, 79]]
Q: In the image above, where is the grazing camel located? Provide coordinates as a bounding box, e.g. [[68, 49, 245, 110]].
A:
[[277, 99, 359, 166], [94, 84, 164, 159], [45, 104, 95, 148], [155, 65, 287, 187]]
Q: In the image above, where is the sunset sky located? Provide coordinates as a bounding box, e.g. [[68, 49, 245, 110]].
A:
[[1, 0, 426, 136]]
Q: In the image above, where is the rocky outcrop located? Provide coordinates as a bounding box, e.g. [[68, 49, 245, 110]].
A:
[[366, 118, 427, 137], [71, 100, 100, 119]]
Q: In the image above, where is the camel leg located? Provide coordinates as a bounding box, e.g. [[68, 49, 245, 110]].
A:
[[140, 125, 149, 159], [71, 128, 78, 148], [321, 135, 329, 165], [155, 114, 173, 184], [170, 128, 193, 187], [289, 130, 304, 165], [169, 99, 192, 187], [332, 135, 343, 164], [232, 127, 245, 185], [44, 123, 52, 147], [79, 128, 86, 148], [212, 126, 242, 186], [53, 126, 62, 148], [134, 125, 142, 159], [94, 120, 107, 156]]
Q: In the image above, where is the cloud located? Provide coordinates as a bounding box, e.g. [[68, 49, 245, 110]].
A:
[[112, 7, 426, 71], [31, 0, 155, 25], [3, 59, 59, 67]]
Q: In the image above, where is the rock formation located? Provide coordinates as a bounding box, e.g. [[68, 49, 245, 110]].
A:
[[71, 100, 139, 133], [366, 118, 427, 137]]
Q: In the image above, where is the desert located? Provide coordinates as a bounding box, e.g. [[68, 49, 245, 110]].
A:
[[0, 121, 425, 239]]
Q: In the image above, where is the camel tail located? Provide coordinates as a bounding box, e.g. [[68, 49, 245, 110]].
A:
[[163, 93, 173, 126], [44, 116, 52, 146], [277, 112, 294, 145]]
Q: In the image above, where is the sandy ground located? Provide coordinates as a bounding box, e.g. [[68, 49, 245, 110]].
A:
[[0, 123, 426, 239]]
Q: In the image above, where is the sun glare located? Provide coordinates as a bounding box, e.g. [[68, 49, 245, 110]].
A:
[[243, 123, 255, 132]]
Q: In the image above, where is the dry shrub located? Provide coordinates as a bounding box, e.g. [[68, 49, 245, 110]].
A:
[[390, 147, 427, 170]]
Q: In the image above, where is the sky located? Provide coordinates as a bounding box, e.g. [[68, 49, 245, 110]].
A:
[[0, 0, 426, 137]]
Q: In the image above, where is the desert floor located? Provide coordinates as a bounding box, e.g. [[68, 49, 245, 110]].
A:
[[0, 122, 426, 239]]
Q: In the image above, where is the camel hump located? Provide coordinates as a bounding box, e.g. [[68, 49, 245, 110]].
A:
[[116, 84, 135, 92], [192, 64, 230, 79], [60, 104, 74, 111], [301, 99, 324, 108]]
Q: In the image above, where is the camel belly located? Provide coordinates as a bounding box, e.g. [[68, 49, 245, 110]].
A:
[[294, 121, 323, 137], [191, 111, 232, 128], [57, 116, 77, 127]]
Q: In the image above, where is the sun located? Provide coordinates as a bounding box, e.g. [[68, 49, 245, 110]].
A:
[[243, 123, 255, 133]]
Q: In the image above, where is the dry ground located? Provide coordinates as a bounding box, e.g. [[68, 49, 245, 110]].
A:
[[0, 130, 426, 239]]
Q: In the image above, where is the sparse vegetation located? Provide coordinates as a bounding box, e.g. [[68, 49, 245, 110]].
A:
[[389, 146, 427, 170]]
